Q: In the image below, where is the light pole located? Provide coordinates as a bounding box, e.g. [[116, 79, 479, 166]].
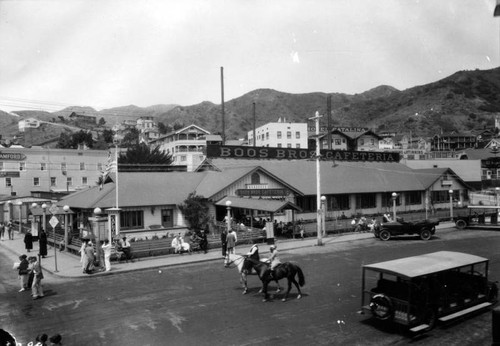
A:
[[94, 207, 102, 268], [391, 192, 398, 221], [449, 189, 454, 220], [63, 205, 70, 252], [309, 110, 323, 246], [496, 187, 500, 207], [16, 201, 22, 235], [321, 196, 326, 237], [225, 201, 232, 232], [41, 203, 47, 237]]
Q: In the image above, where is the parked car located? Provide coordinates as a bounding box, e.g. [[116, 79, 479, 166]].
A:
[[453, 205, 500, 230], [361, 251, 498, 333], [373, 218, 439, 241]]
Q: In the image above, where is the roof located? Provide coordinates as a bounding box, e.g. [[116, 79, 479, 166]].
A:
[[204, 158, 426, 195], [459, 148, 497, 160], [215, 196, 302, 213], [404, 159, 482, 182], [363, 251, 488, 279]]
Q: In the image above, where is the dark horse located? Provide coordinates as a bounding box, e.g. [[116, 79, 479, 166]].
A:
[[248, 259, 305, 302]]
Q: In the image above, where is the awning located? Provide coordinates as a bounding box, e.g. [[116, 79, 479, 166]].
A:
[[215, 196, 302, 213]]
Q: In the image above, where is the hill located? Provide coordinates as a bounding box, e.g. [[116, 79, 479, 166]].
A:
[[2, 67, 500, 145]]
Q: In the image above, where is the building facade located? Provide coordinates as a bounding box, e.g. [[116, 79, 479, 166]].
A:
[[247, 120, 308, 149]]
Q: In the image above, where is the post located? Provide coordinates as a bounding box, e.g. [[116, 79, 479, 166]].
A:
[[392, 192, 397, 221], [225, 201, 231, 232], [94, 208, 102, 264], [321, 196, 326, 237], [309, 111, 323, 246], [221, 66, 225, 145], [63, 205, 70, 252], [449, 189, 453, 220], [41, 203, 47, 235], [16, 201, 22, 234]]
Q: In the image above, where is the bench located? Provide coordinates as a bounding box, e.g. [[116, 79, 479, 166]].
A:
[[130, 238, 176, 258], [236, 229, 266, 245]]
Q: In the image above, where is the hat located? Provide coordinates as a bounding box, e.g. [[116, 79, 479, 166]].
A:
[[21, 254, 27, 259], [270, 245, 276, 250]]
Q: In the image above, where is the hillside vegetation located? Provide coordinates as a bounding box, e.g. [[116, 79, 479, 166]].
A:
[[2, 67, 500, 146]]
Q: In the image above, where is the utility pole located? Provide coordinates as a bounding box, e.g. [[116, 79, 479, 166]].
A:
[[220, 67, 225, 145], [309, 111, 323, 246], [327, 95, 332, 150], [253, 102, 256, 147]]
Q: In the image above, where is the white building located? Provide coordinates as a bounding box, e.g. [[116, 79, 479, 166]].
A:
[[247, 119, 308, 148], [18, 118, 41, 132]]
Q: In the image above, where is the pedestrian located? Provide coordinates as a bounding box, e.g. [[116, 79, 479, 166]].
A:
[[24, 230, 33, 253], [0, 222, 4, 240], [48, 334, 62, 345], [17, 254, 29, 292], [6, 220, 13, 240], [79, 239, 88, 272], [101, 239, 112, 272], [27, 256, 36, 288], [39, 229, 48, 258], [84, 241, 95, 274], [225, 229, 237, 258], [31, 256, 44, 300], [199, 230, 208, 254], [221, 229, 227, 258]]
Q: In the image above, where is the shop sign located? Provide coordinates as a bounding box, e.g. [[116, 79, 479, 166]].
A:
[[207, 145, 400, 162], [236, 188, 289, 197], [0, 171, 20, 178], [0, 152, 26, 160]]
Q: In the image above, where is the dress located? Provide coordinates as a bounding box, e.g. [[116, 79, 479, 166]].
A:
[[101, 242, 112, 271], [31, 261, 44, 299], [226, 231, 236, 255], [84, 244, 95, 273], [18, 258, 29, 290], [221, 231, 227, 257], [39, 231, 48, 257], [24, 232, 33, 252]]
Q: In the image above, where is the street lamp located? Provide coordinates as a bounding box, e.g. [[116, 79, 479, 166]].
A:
[[41, 203, 47, 236], [391, 192, 398, 221], [321, 196, 326, 237], [309, 110, 323, 246], [225, 201, 232, 232], [15, 201, 22, 235], [449, 189, 454, 220], [63, 205, 70, 252], [94, 207, 102, 268]]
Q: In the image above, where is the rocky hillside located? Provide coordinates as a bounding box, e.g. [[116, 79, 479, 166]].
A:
[[2, 67, 500, 145]]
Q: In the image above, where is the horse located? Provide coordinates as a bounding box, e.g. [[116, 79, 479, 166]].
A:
[[248, 259, 305, 302], [225, 254, 281, 295]]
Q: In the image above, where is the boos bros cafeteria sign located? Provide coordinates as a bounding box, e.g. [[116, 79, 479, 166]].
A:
[[206, 145, 400, 162]]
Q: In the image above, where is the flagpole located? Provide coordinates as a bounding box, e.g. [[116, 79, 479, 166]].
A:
[[114, 139, 119, 209]]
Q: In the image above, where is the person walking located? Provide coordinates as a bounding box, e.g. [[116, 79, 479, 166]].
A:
[[27, 256, 36, 289], [6, 221, 13, 240], [31, 256, 44, 300], [84, 241, 95, 274], [79, 239, 88, 272], [225, 229, 237, 259], [221, 229, 227, 258], [0, 222, 4, 241], [24, 230, 33, 253], [199, 230, 208, 254], [17, 255, 29, 292], [39, 229, 48, 258], [101, 239, 112, 272]]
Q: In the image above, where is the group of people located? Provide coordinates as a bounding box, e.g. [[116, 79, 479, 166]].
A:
[[15, 253, 44, 300], [0, 220, 14, 240], [351, 216, 378, 233], [23, 229, 48, 257], [220, 228, 238, 259], [33, 333, 63, 345]]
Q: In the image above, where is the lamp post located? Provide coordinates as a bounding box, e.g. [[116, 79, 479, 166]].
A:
[[63, 205, 70, 252], [94, 207, 102, 267], [41, 203, 47, 237], [496, 187, 500, 207], [309, 110, 323, 246], [391, 192, 398, 221], [449, 189, 454, 220], [16, 201, 22, 235], [321, 196, 326, 237], [225, 201, 232, 232]]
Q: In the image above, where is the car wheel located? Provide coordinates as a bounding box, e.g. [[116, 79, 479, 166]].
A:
[[369, 294, 394, 320], [420, 229, 431, 241], [455, 219, 467, 230], [379, 230, 391, 241]]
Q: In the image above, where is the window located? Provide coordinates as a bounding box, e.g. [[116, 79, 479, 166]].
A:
[[40, 163, 46, 171], [6, 177, 12, 187], [121, 210, 144, 229], [50, 177, 56, 187], [277, 131, 282, 139], [251, 172, 260, 184], [287, 131, 291, 139], [296, 144, 300, 148], [19, 162, 26, 171], [335, 139, 341, 145], [33, 177, 40, 186], [295, 132, 300, 139], [355, 193, 376, 209], [405, 191, 422, 205], [360, 139, 365, 146], [80, 162, 85, 170], [66, 177, 73, 186], [277, 143, 282, 148], [97, 163, 103, 171], [296, 196, 316, 212], [287, 143, 292, 148], [330, 194, 350, 211], [431, 190, 450, 204], [0, 162, 3, 171], [382, 193, 401, 207], [180, 155, 187, 162], [266, 132, 269, 140], [82, 177, 88, 185], [61, 163, 67, 174], [371, 139, 375, 145], [161, 208, 174, 228]]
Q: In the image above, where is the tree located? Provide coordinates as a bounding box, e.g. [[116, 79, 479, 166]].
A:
[[118, 143, 173, 166], [121, 128, 140, 147], [101, 129, 114, 144], [56, 133, 73, 149], [98, 117, 106, 126], [179, 192, 210, 232], [157, 122, 170, 134]]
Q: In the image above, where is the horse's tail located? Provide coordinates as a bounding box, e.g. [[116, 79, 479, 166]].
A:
[[295, 265, 305, 287]]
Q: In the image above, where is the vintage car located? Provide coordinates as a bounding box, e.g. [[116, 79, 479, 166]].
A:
[[361, 251, 498, 333], [453, 205, 500, 230], [373, 218, 439, 241]]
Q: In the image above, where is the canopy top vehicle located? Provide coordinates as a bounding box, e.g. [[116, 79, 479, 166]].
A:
[[361, 251, 498, 333], [453, 205, 500, 230]]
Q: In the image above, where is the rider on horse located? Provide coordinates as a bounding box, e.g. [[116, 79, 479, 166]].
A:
[[242, 243, 260, 273], [267, 244, 280, 279]]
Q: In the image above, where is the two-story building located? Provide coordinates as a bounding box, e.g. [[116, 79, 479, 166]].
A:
[[248, 119, 308, 149]]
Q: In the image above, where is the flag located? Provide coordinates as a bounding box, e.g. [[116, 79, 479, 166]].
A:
[[100, 151, 117, 189], [495, 0, 500, 16]]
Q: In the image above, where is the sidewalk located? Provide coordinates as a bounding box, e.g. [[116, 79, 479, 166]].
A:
[[0, 221, 454, 278]]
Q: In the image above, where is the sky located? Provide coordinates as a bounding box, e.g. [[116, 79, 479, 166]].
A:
[[0, 0, 499, 113]]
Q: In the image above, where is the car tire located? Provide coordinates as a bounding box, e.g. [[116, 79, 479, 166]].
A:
[[420, 229, 432, 241], [369, 294, 393, 320], [455, 219, 467, 230], [379, 230, 391, 241]]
